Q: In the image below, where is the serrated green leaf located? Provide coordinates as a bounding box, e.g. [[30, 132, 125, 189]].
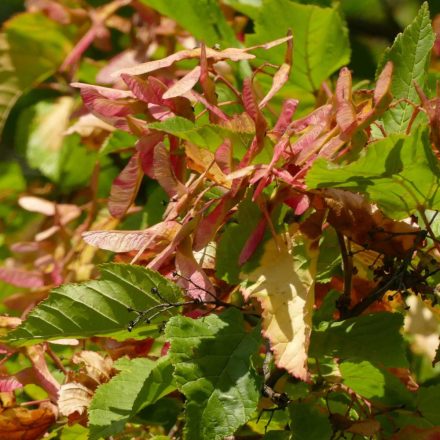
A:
[[289, 401, 332, 440], [416, 385, 440, 425], [89, 356, 175, 440], [340, 361, 415, 407], [165, 308, 262, 440], [377, 2, 435, 134], [310, 312, 408, 367], [0, 13, 73, 135], [139, 0, 237, 46], [7, 264, 183, 345], [247, 0, 350, 93], [306, 128, 440, 219]]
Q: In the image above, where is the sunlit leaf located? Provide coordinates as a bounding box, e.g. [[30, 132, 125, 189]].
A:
[[306, 128, 440, 219], [7, 264, 183, 345], [340, 360, 415, 406], [241, 227, 318, 380], [165, 309, 261, 440], [377, 2, 435, 134]]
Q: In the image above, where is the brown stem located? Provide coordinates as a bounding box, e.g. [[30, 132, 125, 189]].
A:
[[337, 232, 352, 319], [419, 209, 440, 253], [46, 345, 68, 375]]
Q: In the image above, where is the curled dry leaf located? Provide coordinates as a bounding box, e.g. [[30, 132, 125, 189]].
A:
[[241, 226, 318, 380], [319, 189, 420, 258], [58, 382, 94, 417], [0, 405, 56, 440], [72, 350, 113, 385]]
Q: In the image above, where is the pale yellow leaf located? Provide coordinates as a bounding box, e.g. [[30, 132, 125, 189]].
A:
[[241, 227, 318, 380], [58, 382, 93, 416]]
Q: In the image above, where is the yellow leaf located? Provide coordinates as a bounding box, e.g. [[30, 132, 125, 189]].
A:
[[241, 227, 318, 380]]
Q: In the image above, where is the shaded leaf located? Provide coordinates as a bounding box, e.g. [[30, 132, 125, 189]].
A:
[[216, 197, 262, 284], [139, 0, 238, 46], [310, 312, 409, 367], [416, 385, 440, 425], [247, 0, 350, 92], [289, 401, 332, 440]]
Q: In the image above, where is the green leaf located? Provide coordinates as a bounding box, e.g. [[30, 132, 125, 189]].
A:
[[134, 397, 182, 431], [60, 424, 89, 440], [216, 197, 262, 284], [149, 116, 253, 158], [99, 130, 138, 157], [306, 128, 440, 219], [223, 0, 261, 19], [89, 356, 175, 440], [7, 264, 183, 345], [377, 2, 435, 134], [0, 162, 25, 196], [139, 0, 237, 46], [289, 401, 332, 440], [316, 229, 342, 283], [15, 98, 97, 187], [310, 312, 408, 367], [416, 385, 440, 425], [247, 0, 350, 93], [165, 308, 262, 440], [0, 13, 73, 135], [340, 361, 415, 407]]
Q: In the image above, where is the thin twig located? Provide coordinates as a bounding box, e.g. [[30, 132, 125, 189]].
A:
[[337, 232, 353, 319]]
